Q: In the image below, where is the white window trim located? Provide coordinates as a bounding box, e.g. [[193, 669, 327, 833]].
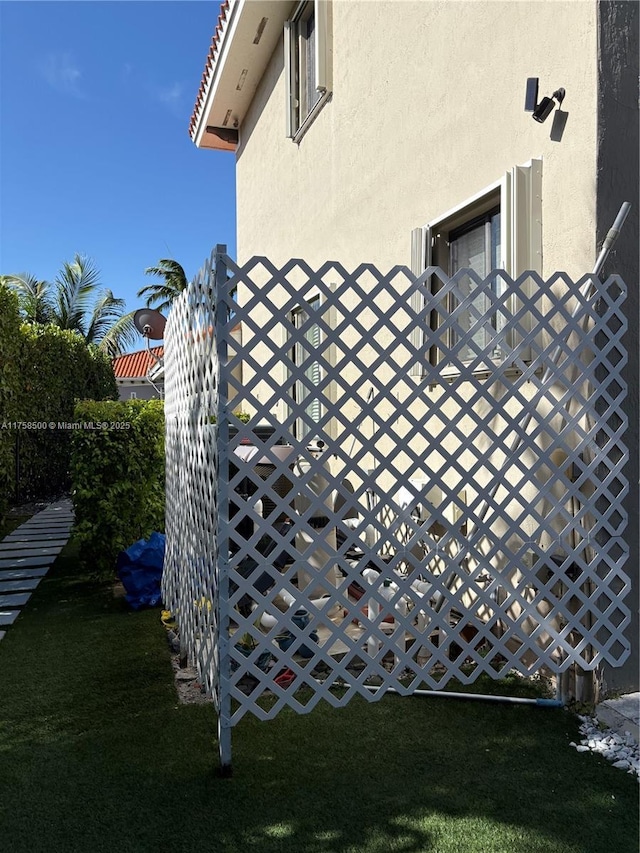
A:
[[410, 158, 542, 379], [289, 294, 324, 441], [285, 0, 332, 143]]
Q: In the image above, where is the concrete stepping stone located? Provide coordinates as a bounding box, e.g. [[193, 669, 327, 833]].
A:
[[0, 545, 64, 558], [2, 534, 68, 545], [22, 510, 72, 519], [1, 544, 67, 554], [0, 568, 49, 580], [31, 513, 74, 521], [15, 529, 72, 538], [5, 527, 66, 536], [0, 555, 57, 569], [0, 578, 42, 592], [0, 500, 73, 639], [0, 593, 31, 607], [32, 517, 70, 523]]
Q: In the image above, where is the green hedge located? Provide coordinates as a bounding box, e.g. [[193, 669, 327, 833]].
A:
[[0, 286, 23, 515], [1, 282, 119, 509], [16, 325, 118, 499], [71, 399, 165, 577]]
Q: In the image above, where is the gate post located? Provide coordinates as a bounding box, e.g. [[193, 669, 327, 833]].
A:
[[214, 245, 233, 776]]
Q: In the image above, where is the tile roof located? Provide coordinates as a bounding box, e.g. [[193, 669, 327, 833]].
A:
[[113, 347, 164, 380], [189, 0, 231, 142]]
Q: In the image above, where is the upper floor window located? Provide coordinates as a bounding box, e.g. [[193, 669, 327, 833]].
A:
[[448, 205, 502, 362], [410, 158, 542, 374], [285, 1, 332, 141]]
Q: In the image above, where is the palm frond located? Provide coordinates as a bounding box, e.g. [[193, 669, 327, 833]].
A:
[[137, 258, 188, 310], [144, 258, 188, 286], [52, 254, 102, 333], [5, 256, 140, 357], [3, 272, 53, 323], [97, 310, 140, 358], [85, 289, 128, 345], [136, 283, 183, 313]]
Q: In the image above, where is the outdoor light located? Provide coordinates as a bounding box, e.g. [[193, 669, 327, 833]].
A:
[[525, 78, 565, 123]]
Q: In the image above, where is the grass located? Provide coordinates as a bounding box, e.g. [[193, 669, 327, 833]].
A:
[[0, 513, 31, 539], [0, 540, 638, 853]]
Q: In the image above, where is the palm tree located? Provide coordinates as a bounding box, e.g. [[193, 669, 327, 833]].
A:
[[137, 258, 189, 314], [0, 273, 53, 324], [3, 254, 138, 357]]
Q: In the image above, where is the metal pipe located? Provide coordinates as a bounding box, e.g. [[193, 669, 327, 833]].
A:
[[332, 682, 563, 707], [592, 201, 631, 277]]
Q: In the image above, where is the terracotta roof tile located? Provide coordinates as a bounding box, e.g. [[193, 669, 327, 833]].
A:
[[113, 346, 164, 380], [189, 0, 231, 141]]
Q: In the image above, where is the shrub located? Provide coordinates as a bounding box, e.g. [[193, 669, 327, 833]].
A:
[[16, 325, 117, 500], [71, 399, 165, 578], [0, 285, 23, 515]]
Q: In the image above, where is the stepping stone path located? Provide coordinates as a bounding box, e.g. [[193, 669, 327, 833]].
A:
[[0, 499, 74, 640]]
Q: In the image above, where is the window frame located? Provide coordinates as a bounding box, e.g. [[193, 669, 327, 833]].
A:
[[410, 158, 542, 376], [289, 294, 323, 441], [285, 0, 332, 142], [448, 204, 502, 363]]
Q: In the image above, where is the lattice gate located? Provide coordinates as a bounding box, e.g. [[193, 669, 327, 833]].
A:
[[163, 246, 630, 771]]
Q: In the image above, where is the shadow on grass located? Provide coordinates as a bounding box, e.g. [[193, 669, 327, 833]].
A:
[[0, 541, 637, 853]]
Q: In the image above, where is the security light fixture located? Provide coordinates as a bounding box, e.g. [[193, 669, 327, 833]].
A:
[[524, 77, 539, 112], [525, 78, 565, 123]]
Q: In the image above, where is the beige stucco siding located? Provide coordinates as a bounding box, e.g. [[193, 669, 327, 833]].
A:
[[233, 0, 599, 434], [236, 0, 598, 277]]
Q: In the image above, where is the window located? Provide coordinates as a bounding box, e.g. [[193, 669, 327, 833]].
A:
[[285, 1, 332, 141], [449, 207, 502, 362], [410, 158, 542, 372], [290, 296, 322, 440]]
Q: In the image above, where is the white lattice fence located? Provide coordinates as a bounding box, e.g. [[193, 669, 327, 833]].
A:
[[163, 249, 629, 769], [163, 255, 222, 706]]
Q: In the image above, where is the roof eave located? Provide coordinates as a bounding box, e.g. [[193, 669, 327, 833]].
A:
[[190, 0, 291, 152]]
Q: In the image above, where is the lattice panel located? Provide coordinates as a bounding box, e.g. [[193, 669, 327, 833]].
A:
[[163, 252, 629, 730], [163, 254, 221, 709]]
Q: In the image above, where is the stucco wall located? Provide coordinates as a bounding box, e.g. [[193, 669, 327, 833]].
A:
[[227, 0, 637, 692], [236, 0, 599, 276], [116, 381, 162, 401]]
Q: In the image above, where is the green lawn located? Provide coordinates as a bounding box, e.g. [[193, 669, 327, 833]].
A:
[[0, 539, 637, 853], [0, 513, 30, 539]]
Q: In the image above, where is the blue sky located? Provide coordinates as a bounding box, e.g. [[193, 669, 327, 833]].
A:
[[0, 0, 234, 349]]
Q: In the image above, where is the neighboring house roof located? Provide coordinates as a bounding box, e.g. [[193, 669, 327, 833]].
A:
[[113, 347, 164, 380], [189, 0, 290, 151]]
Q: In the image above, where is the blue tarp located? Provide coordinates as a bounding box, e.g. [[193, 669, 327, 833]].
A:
[[116, 532, 165, 610]]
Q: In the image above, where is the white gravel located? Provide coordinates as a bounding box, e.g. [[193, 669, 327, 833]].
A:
[[569, 714, 640, 779]]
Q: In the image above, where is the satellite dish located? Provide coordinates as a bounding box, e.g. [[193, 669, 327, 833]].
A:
[[134, 308, 166, 340]]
